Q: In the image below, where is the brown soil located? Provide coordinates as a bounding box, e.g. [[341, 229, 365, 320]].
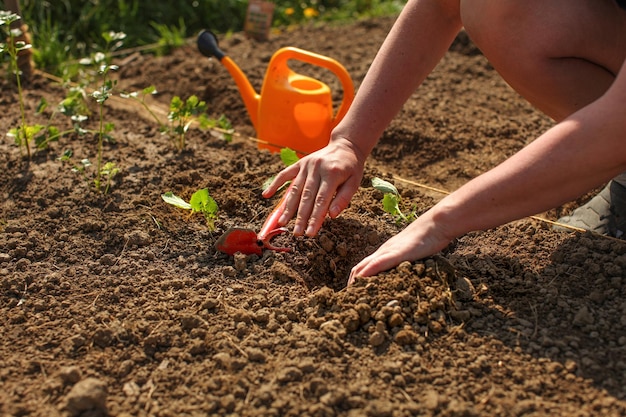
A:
[[2, 16, 626, 417]]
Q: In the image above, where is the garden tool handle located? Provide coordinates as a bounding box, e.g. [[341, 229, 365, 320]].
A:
[[276, 47, 355, 127]]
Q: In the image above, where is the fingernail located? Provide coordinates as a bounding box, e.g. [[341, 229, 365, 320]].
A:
[[293, 225, 303, 236]]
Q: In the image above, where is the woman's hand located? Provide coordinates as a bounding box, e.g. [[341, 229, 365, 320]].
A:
[[262, 137, 367, 237], [348, 210, 455, 285]]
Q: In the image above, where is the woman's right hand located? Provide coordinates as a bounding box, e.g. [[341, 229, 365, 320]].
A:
[[262, 137, 367, 237]]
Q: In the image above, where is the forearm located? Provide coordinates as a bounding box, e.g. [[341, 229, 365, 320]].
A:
[[432, 93, 626, 238], [332, 0, 463, 157]]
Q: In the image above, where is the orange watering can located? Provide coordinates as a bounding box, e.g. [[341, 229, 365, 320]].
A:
[[197, 30, 354, 155]]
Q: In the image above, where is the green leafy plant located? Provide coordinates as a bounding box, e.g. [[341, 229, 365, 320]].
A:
[[1, 11, 36, 158], [26, 93, 90, 150], [203, 114, 234, 143], [371, 177, 417, 224], [99, 161, 120, 195], [168, 95, 208, 151], [121, 87, 234, 148], [90, 62, 118, 192], [162, 188, 219, 230], [58, 150, 117, 194]]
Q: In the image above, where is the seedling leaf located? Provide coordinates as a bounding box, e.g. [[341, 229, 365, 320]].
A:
[[189, 188, 210, 212], [280, 148, 299, 167], [161, 192, 192, 210], [382, 193, 406, 220], [372, 177, 399, 195]]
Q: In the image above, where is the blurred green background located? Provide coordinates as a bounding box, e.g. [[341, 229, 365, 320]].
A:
[[1, 0, 406, 73]]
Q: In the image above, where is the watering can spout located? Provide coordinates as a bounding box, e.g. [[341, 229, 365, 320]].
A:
[[197, 30, 260, 128]]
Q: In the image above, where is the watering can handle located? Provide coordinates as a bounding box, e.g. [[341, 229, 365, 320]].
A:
[[274, 47, 355, 128]]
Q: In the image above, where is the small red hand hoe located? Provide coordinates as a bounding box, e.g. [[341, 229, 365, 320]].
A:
[[215, 186, 293, 256]]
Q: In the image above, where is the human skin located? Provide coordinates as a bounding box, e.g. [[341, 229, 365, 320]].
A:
[[262, 0, 626, 284]]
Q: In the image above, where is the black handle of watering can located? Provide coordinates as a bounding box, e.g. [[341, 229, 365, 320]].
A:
[[197, 30, 226, 61]]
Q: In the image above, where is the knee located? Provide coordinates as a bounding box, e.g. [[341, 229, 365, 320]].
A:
[[460, 0, 547, 66]]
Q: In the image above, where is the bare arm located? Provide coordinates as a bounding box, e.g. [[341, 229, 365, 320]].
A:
[[350, 61, 626, 282], [264, 0, 463, 236], [437, 62, 626, 236], [333, 0, 463, 157]]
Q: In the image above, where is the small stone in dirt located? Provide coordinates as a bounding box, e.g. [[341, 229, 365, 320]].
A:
[[99, 254, 117, 266], [180, 314, 204, 331], [573, 305, 594, 327], [62, 377, 107, 416], [0, 253, 10, 263], [124, 230, 151, 247], [233, 253, 247, 271], [92, 327, 114, 348], [222, 266, 237, 277], [369, 331, 386, 347], [318, 234, 334, 252], [202, 297, 220, 310], [212, 352, 232, 369], [454, 276, 476, 301], [276, 366, 303, 383], [395, 328, 419, 346], [254, 308, 271, 324], [320, 319, 347, 338], [245, 347, 267, 363], [58, 366, 82, 385]]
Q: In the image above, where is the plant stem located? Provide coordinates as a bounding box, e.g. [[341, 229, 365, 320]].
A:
[[96, 96, 104, 191]]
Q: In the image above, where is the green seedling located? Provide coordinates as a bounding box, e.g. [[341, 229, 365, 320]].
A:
[[100, 161, 120, 195], [372, 177, 417, 224], [122, 89, 232, 148], [168, 94, 209, 151], [162, 188, 219, 230], [121, 86, 233, 148], [90, 62, 118, 192], [1, 11, 35, 158], [203, 114, 234, 143], [58, 150, 119, 195]]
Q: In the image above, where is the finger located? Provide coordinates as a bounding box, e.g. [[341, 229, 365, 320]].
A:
[[328, 175, 361, 219], [293, 171, 322, 235], [303, 178, 337, 237], [262, 164, 299, 198], [348, 251, 398, 285], [280, 177, 306, 227]]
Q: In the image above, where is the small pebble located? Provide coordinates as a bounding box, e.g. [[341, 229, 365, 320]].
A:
[[63, 378, 107, 416]]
